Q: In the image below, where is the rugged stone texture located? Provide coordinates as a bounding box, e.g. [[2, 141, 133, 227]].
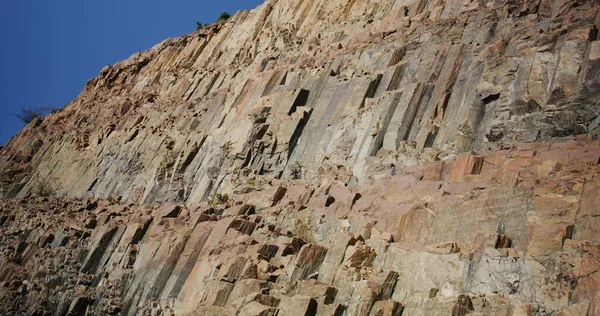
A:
[[2, 0, 600, 315], [1, 0, 600, 204], [0, 140, 599, 315]]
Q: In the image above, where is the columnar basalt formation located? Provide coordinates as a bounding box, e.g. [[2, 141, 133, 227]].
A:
[[1, 0, 600, 315], [1, 0, 599, 203], [1, 140, 600, 315]]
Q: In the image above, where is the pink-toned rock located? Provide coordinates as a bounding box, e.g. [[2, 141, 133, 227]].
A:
[[0, 0, 600, 314], [423, 161, 444, 181], [278, 295, 318, 316], [450, 153, 484, 182], [427, 242, 461, 255]]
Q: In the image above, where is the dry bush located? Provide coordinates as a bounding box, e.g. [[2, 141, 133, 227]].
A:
[[34, 177, 56, 197], [13, 107, 55, 125], [290, 161, 303, 180]]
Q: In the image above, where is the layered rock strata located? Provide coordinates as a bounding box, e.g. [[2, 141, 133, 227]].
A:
[[1, 139, 600, 315]]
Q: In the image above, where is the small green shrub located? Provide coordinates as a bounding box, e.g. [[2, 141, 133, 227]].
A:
[[196, 21, 203, 31], [218, 12, 231, 22], [209, 192, 230, 206], [108, 196, 122, 205]]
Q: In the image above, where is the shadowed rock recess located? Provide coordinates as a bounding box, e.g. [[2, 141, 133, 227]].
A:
[[1, 0, 600, 315]]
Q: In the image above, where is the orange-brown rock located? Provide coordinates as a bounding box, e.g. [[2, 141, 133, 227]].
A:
[[1, 0, 599, 204], [2, 0, 600, 315], [0, 140, 598, 314]]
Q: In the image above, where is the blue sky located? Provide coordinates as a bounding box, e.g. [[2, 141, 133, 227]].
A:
[[0, 0, 264, 144]]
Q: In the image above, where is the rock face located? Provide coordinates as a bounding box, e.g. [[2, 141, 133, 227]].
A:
[[1, 0, 600, 315], [1, 140, 600, 315], [1, 0, 600, 203]]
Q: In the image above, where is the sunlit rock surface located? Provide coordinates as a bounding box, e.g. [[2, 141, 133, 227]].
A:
[[1, 0, 600, 314]]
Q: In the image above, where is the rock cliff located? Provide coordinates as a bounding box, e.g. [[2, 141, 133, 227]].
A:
[[1, 0, 600, 315]]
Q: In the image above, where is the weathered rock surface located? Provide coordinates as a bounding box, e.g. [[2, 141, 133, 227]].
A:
[[1, 0, 600, 315], [1, 0, 600, 203], [1, 139, 600, 315]]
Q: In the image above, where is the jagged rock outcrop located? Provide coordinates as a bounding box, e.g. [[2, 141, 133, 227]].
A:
[[1, 0, 600, 315], [1, 139, 600, 315]]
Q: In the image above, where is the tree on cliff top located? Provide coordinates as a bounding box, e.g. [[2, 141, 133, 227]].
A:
[[12, 107, 54, 125], [196, 12, 230, 31], [218, 12, 231, 22]]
